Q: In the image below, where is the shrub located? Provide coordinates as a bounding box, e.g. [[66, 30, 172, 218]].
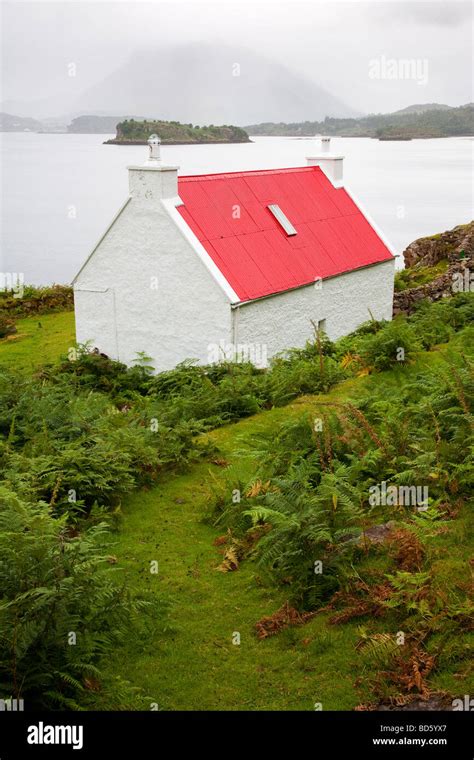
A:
[[358, 321, 421, 370], [0, 372, 207, 516], [409, 292, 474, 334], [0, 285, 73, 319], [0, 487, 152, 708], [244, 462, 365, 607], [211, 345, 473, 611], [268, 355, 345, 405], [408, 313, 453, 349]]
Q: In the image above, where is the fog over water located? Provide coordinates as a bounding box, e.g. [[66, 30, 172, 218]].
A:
[[1, 133, 472, 285], [2, 1, 472, 119]]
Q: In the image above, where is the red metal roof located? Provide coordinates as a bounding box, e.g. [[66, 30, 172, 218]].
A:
[[177, 166, 393, 302]]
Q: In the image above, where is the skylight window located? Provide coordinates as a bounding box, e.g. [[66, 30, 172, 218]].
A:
[[267, 204, 297, 236]]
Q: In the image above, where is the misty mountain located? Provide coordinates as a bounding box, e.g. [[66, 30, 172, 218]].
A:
[[67, 115, 146, 133], [73, 44, 359, 125], [0, 95, 80, 121], [0, 112, 43, 131]]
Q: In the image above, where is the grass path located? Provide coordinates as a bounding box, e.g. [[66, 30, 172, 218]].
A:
[[100, 383, 371, 711], [98, 358, 448, 711]]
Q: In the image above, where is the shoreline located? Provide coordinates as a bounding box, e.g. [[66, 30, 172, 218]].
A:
[[1, 132, 472, 141], [103, 138, 252, 145], [245, 133, 473, 140]]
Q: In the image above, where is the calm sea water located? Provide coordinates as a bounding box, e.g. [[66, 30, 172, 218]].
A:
[[1, 133, 472, 285]]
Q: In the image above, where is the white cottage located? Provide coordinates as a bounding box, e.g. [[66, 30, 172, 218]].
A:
[[73, 136, 395, 370]]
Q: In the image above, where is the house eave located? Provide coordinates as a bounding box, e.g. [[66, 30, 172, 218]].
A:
[[230, 257, 395, 309]]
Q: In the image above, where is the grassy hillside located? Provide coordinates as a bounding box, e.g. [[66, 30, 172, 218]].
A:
[[86, 345, 473, 711], [0, 290, 472, 711], [91, 381, 381, 710]]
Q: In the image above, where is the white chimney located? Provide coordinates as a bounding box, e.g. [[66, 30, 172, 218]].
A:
[[128, 134, 180, 201], [306, 136, 344, 187]]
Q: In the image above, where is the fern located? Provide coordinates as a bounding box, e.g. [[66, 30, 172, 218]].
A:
[[0, 487, 164, 708]]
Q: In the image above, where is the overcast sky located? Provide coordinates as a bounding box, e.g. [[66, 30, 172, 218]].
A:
[[1, 0, 472, 118]]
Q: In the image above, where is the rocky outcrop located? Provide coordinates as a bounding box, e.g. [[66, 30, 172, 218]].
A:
[[393, 222, 474, 316], [403, 222, 474, 268]]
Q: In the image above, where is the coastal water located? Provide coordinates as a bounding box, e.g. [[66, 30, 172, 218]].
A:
[[1, 133, 472, 285]]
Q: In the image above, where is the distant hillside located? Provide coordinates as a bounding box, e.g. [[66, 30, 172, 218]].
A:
[[0, 112, 42, 132], [73, 44, 358, 126], [393, 103, 452, 115], [104, 119, 250, 145], [246, 103, 474, 139]]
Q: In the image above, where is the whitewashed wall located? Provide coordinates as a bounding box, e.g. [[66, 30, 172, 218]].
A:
[[75, 158, 395, 372], [74, 195, 231, 372], [232, 259, 395, 364]]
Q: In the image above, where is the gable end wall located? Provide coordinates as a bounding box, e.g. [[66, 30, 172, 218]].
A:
[[74, 196, 232, 371]]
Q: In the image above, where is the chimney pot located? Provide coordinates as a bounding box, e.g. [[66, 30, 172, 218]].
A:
[[306, 136, 344, 186], [147, 133, 161, 162]]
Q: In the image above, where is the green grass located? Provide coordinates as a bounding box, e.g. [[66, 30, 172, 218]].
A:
[[90, 342, 468, 710], [0, 311, 74, 370], [1, 310, 471, 710], [97, 390, 372, 711], [94, 352, 471, 711], [394, 260, 449, 292]]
